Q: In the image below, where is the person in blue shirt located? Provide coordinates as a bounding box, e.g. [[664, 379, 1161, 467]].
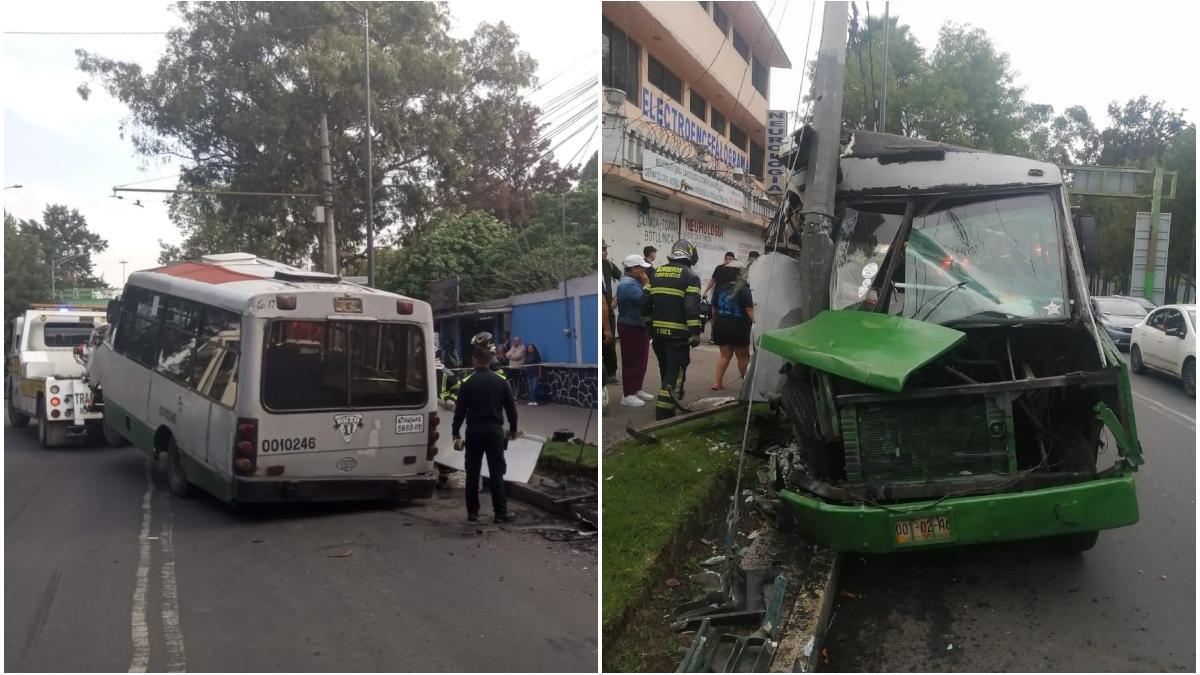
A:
[[616, 253, 654, 407], [711, 261, 755, 390]]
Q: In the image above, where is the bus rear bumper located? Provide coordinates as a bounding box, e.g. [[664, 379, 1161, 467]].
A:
[[778, 473, 1140, 553], [233, 474, 437, 503]]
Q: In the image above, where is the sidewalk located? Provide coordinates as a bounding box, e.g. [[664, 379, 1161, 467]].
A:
[[517, 401, 598, 445], [602, 326, 742, 452]]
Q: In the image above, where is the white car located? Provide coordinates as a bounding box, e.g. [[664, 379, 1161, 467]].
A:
[[1129, 303, 1196, 397]]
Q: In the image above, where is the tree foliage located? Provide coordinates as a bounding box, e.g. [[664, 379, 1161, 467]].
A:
[[76, 2, 575, 268], [4, 212, 51, 324], [5, 205, 108, 299], [375, 170, 597, 304]]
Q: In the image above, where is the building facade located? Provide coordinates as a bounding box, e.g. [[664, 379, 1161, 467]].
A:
[[601, 1, 790, 280]]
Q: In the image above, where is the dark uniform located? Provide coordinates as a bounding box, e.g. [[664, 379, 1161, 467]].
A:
[[452, 366, 518, 519], [645, 241, 703, 420], [437, 363, 506, 488]]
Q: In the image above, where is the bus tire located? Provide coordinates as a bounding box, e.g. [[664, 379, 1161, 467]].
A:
[[166, 438, 196, 498], [7, 396, 30, 428], [1051, 529, 1099, 554], [101, 416, 129, 447]]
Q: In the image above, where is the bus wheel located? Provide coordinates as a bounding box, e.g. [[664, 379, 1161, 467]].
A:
[[1051, 530, 1099, 553], [166, 438, 196, 498], [7, 396, 30, 428]]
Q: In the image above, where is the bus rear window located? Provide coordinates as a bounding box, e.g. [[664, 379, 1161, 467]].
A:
[[262, 321, 427, 411], [42, 323, 94, 348]]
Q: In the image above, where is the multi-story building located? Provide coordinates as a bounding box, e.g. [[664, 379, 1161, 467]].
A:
[[601, 1, 790, 279]]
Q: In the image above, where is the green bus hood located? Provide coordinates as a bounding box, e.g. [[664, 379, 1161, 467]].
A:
[[759, 310, 966, 392]]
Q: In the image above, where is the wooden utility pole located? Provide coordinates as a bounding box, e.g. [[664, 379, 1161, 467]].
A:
[[798, 1, 850, 321], [319, 112, 338, 275]]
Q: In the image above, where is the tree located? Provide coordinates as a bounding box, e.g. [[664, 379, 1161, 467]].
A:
[[833, 12, 925, 135], [77, 2, 574, 267], [11, 205, 109, 290], [4, 212, 51, 323]]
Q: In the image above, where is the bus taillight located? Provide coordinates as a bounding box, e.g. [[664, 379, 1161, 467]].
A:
[[234, 418, 258, 476], [427, 412, 440, 460]]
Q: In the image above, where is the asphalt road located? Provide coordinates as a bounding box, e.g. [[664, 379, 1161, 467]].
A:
[[4, 425, 597, 672], [824, 365, 1196, 672]]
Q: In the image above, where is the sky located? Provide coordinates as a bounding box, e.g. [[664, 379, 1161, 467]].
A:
[[767, 1, 1199, 132], [1, 0, 597, 288]]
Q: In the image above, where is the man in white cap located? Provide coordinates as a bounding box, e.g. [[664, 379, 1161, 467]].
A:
[[615, 253, 655, 406]]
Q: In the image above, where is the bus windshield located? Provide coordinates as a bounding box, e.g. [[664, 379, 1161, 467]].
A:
[[42, 322, 94, 348], [832, 193, 1068, 324], [262, 320, 427, 411]]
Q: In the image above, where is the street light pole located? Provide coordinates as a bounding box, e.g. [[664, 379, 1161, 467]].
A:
[[364, 4, 374, 288]]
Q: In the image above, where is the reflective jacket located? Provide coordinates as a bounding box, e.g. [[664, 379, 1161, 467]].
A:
[[644, 260, 702, 342]]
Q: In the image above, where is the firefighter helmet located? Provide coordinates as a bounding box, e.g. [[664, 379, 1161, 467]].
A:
[[470, 331, 496, 355], [669, 239, 699, 266]]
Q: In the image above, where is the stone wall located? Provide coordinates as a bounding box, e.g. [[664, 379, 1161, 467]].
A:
[[450, 364, 597, 408]]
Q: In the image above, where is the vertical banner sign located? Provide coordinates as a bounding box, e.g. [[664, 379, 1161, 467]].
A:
[[766, 110, 788, 194], [1129, 211, 1172, 305]]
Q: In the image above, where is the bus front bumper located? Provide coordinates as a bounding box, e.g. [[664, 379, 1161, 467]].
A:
[[233, 474, 437, 503], [778, 473, 1139, 553]]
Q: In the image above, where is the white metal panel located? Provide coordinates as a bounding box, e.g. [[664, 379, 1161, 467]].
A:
[[740, 253, 805, 402], [434, 435, 545, 484]]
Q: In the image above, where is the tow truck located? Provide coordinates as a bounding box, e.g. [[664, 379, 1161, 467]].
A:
[[6, 305, 107, 446]]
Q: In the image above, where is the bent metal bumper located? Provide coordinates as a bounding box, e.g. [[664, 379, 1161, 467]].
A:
[[233, 474, 437, 503], [778, 473, 1139, 553]]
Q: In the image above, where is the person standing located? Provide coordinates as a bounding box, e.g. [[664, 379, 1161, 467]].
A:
[[645, 239, 702, 420], [642, 245, 658, 281], [524, 343, 542, 406], [506, 336, 525, 368], [602, 240, 621, 385], [616, 254, 654, 407], [452, 332, 519, 523], [711, 262, 755, 390], [434, 354, 460, 489], [703, 251, 738, 299]]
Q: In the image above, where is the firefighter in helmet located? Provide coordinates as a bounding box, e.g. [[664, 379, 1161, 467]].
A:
[[644, 238, 703, 420]]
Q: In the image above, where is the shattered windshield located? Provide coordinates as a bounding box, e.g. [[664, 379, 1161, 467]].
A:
[[832, 193, 1067, 324]]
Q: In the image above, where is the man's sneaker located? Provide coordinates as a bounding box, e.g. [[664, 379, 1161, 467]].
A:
[[619, 395, 646, 407], [636, 391, 655, 401], [494, 512, 517, 524], [467, 512, 480, 522]]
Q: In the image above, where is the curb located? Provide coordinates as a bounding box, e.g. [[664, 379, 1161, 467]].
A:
[[770, 548, 841, 672]]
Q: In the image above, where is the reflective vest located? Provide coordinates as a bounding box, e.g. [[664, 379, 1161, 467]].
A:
[[645, 261, 702, 342]]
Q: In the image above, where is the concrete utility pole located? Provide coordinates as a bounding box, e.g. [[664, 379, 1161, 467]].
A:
[[119, 260, 128, 286], [798, 1, 850, 322], [319, 112, 338, 275], [1144, 167, 1165, 302]]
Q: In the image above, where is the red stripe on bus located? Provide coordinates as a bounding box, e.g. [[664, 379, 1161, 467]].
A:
[[151, 262, 260, 284]]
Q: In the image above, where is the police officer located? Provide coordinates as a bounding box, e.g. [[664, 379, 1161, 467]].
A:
[[451, 332, 519, 523], [644, 239, 703, 420]]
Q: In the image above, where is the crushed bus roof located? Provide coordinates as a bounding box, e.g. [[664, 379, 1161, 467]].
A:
[[782, 128, 1062, 198]]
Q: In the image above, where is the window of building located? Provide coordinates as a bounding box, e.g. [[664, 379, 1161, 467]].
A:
[[689, 90, 708, 121], [730, 124, 747, 151], [648, 55, 682, 103], [710, 107, 726, 136], [713, 5, 730, 35], [733, 30, 750, 61], [750, 139, 765, 179], [602, 17, 641, 102], [752, 54, 768, 97]]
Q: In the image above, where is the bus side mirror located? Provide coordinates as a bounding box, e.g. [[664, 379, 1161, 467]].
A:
[[1075, 215, 1100, 274], [106, 298, 122, 324]]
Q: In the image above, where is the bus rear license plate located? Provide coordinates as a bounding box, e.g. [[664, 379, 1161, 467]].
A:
[[894, 515, 952, 546], [333, 297, 362, 313], [395, 415, 424, 434]]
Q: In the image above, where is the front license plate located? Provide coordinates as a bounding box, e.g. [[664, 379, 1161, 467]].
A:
[[894, 514, 952, 546]]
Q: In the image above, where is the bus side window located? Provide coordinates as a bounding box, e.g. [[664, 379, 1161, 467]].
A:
[[193, 309, 240, 406]]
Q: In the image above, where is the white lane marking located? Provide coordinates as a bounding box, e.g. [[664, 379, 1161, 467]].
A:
[[1133, 391, 1196, 429], [160, 491, 187, 672], [129, 459, 153, 673]]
